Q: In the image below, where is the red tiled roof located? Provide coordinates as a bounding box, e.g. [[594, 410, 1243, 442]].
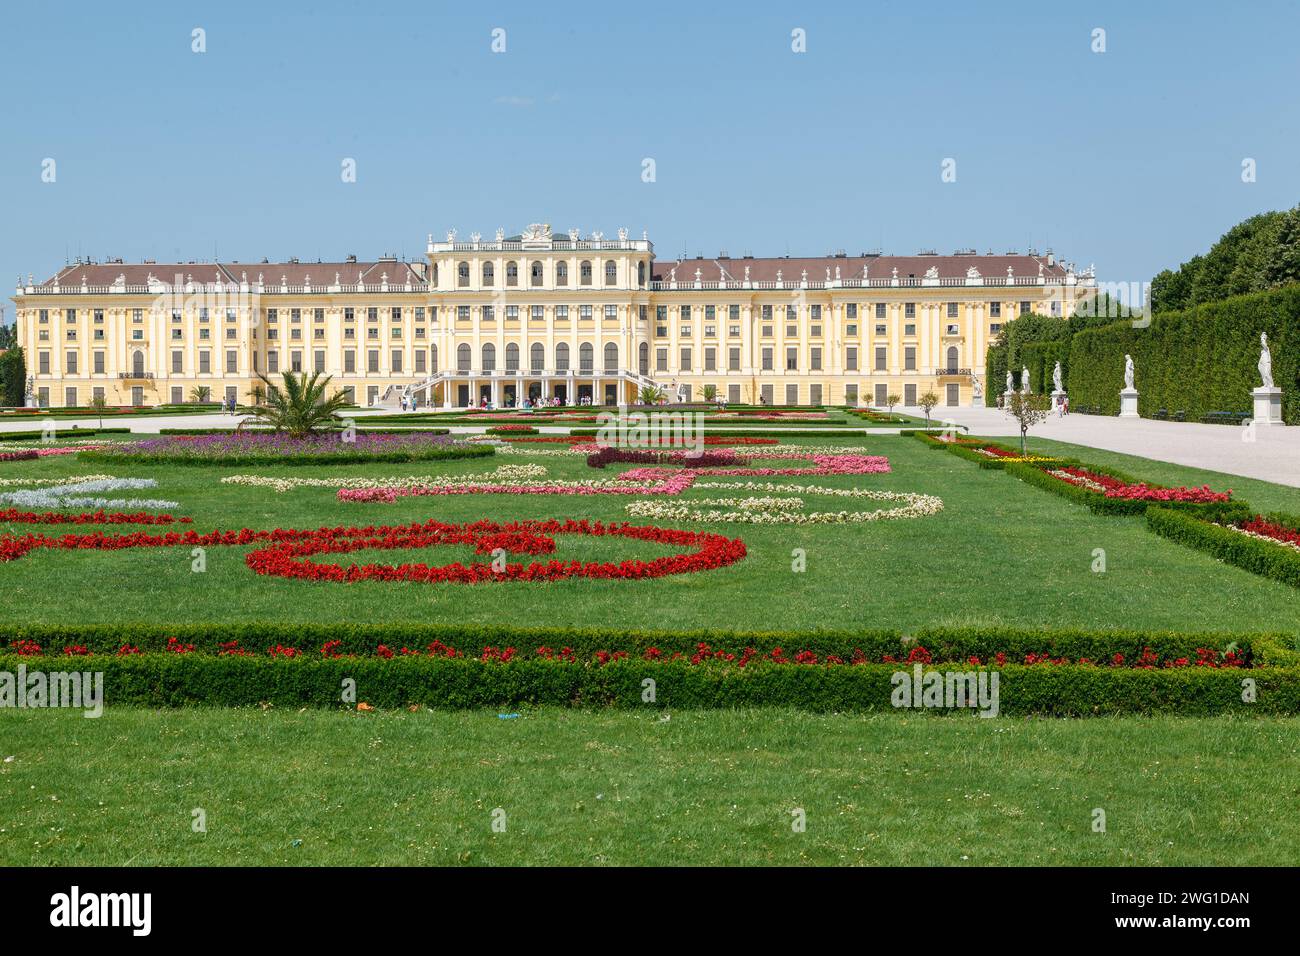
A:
[[35, 260, 424, 288], [650, 254, 1069, 284]]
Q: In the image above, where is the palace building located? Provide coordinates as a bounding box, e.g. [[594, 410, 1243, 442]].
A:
[[12, 224, 1096, 410]]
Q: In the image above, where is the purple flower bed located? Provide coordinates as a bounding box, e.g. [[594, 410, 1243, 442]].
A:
[[79, 431, 496, 466]]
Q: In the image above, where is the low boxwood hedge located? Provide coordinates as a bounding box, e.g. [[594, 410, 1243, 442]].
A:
[[1147, 506, 1300, 596], [2, 653, 1292, 716], [2, 622, 1275, 666], [0, 428, 132, 440]]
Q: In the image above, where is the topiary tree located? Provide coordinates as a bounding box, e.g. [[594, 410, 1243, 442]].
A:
[[1004, 392, 1052, 455], [885, 393, 901, 420], [248, 370, 351, 438], [918, 391, 940, 428]]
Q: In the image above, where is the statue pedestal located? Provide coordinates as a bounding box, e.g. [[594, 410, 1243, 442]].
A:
[[1252, 387, 1284, 426], [1051, 389, 1067, 409], [1119, 388, 1140, 418], [1001, 390, 1015, 408]]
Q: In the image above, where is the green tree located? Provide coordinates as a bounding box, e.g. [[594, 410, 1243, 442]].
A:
[[0, 347, 26, 407], [189, 385, 211, 404], [1004, 392, 1052, 456], [248, 370, 350, 438], [88, 393, 109, 429], [637, 384, 664, 405], [885, 392, 900, 419]]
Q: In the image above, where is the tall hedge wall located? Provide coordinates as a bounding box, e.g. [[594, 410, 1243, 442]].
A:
[[1065, 284, 1300, 420]]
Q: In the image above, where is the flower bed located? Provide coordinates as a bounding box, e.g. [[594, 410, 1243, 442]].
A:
[[615, 452, 890, 478], [485, 424, 538, 435], [626, 482, 943, 525], [78, 431, 495, 466], [0, 507, 190, 526], [223, 464, 551, 493], [0, 451, 38, 462], [336, 470, 699, 503], [586, 447, 744, 469], [1048, 466, 1231, 503], [0, 477, 179, 511], [0, 515, 746, 583]]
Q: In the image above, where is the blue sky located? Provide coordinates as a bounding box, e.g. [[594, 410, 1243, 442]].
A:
[[4, 0, 1298, 319]]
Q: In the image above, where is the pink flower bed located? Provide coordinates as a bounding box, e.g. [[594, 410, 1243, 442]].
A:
[[619, 453, 889, 477]]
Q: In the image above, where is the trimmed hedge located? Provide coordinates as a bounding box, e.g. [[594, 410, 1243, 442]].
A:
[[2, 653, 1292, 715], [1147, 506, 1300, 595], [0, 428, 132, 440], [0, 622, 1272, 665], [1065, 284, 1300, 422]]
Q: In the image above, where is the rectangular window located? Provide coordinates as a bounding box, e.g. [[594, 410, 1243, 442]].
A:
[[604, 304, 617, 319], [845, 384, 858, 405], [506, 306, 519, 321], [904, 324, 916, 336], [728, 384, 741, 404], [875, 383, 888, 406], [761, 348, 773, 371], [391, 350, 402, 373], [94, 351, 105, 374], [531, 305, 544, 321], [811, 305, 821, 321], [874, 346, 887, 371], [556, 306, 569, 320], [344, 350, 356, 373], [990, 323, 1003, 335], [761, 305, 772, 320], [199, 351, 212, 374], [315, 308, 325, 322], [989, 301, 1002, 317], [290, 351, 302, 373], [728, 347, 741, 372], [785, 347, 798, 371], [579, 305, 592, 321], [226, 350, 238, 373], [875, 303, 886, 319], [904, 346, 916, 371], [680, 347, 692, 371], [171, 387, 183, 404], [846, 347, 858, 371], [786, 384, 798, 405], [172, 350, 183, 373], [1020, 301, 1031, 315], [875, 323, 887, 335], [656, 348, 668, 372], [390, 307, 401, 321], [457, 306, 470, 321], [809, 384, 822, 405], [704, 347, 716, 371], [314, 350, 326, 373], [810, 347, 822, 371], [66, 352, 78, 374], [65, 386, 77, 407], [414, 350, 426, 373], [761, 384, 773, 405], [904, 384, 917, 405], [905, 303, 916, 318], [344, 308, 355, 322], [93, 309, 104, 323], [846, 303, 857, 318], [947, 302, 959, 318], [368, 350, 380, 373]]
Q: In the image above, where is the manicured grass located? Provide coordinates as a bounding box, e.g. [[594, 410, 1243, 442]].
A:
[[1, 706, 1294, 866], [2, 434, 1299, 634]]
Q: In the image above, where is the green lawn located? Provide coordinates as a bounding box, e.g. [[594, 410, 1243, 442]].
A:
[[1, 706, 1294, 866], [2, 434, 1298, 635]]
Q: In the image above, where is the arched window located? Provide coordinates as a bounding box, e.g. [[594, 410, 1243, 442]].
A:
[[579, 342, 594, 373], [604, 342, 618, 373], [580, 260, 592, 286], [506, 262, 519, 287], [530, 342, 544, 372], [430, 344, 438, 372], [456, 343, 471, 371], [555, 343, 569, 371], [604, 261, 617, 286], [457, 262, 470, 287], [556, 262, 568, 286], [132, 350, 145, 375], [530, 261, 544, 287], [637, 261, 646, 287], [638, 342, 649, 375], [482, 262, 494, 286], [505, 343, 520, 371], [946, 345, 959, 372], [482, 343, 496, 372]]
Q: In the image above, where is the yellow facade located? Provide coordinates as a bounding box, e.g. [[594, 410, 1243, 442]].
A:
[[12, 225, 1096, 409]]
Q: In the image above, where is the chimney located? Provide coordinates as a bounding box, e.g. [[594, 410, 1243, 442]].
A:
[[1046, 250, 1055, 267]]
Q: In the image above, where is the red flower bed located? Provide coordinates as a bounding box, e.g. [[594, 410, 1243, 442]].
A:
[[0, 451, 39, 462], [502, 435, 778, 446], [0, 516, 747, 584], [1236, 516, 1300, 549], [1054, 466, 1231, 503], [0, 507, 190, 526]]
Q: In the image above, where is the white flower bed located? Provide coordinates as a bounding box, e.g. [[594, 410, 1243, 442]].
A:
[[626, 481, 943, 525], [221, 464, 549, 493], [0, 473, 116, 488], [0, 478, 178, 511]]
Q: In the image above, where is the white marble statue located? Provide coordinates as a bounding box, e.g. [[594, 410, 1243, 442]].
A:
[[972, 376, 984, 399], [1259, 333, 1274, 389], [1021, 366, 1031, 394], [1005, 370, 1014, 394], [1124, 354, 1135, 390], [1052, 361, 1063, 392]]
